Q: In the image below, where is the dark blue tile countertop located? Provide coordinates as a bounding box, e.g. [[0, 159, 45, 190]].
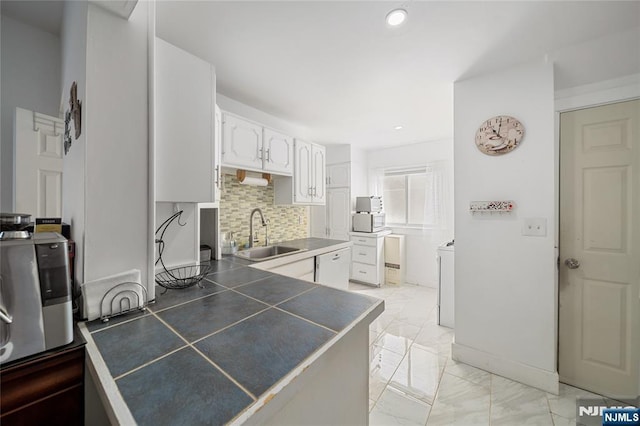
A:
[[82, 255, 383, 426]]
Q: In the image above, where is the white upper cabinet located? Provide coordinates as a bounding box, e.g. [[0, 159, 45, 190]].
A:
[[213, 105, 222, 202], [327, 163, 350, 188], [312, 145, 326, 203], [275, 139, 325, 205], [221, 113, 263, 171], [155, 37, 217, 203], [263, 128, 294, 174], [221, 112, 294, 175], [294, 140, 313, 204]]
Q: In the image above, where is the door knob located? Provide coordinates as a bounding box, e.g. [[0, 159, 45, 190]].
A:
[[564, 258, 580, 269]]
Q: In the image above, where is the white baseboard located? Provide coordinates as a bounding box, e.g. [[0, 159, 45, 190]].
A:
[[452, 342, 559, 395]]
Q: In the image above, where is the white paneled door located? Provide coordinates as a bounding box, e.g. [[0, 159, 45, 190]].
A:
[[327, 188, 350, 241], [15, 107, 64, 218], [559, 99, 640, 400]]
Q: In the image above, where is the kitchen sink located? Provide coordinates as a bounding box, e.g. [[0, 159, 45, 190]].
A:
[[234, 245, 306, 262]]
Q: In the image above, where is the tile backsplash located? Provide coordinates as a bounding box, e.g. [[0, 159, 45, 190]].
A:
[[219, 174, 308, 247]]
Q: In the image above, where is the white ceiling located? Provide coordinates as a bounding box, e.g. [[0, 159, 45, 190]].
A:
[[3, 1, 639, 150], [156, 1, 640, 149]]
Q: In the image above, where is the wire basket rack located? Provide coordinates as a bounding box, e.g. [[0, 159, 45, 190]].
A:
[[155, 263, 211, 292]]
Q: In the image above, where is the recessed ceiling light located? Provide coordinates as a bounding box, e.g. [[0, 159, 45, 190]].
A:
[[386, 9, 407, 27], [394, 125, 404, 130]]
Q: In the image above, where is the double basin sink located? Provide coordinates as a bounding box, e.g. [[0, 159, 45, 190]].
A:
[[234, 245, 307, 262]]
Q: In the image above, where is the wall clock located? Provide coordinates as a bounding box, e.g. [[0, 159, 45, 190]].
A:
[[475, 115, 524, 155]]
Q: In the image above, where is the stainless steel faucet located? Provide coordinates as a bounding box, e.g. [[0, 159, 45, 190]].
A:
[[249, 208, 268, 248]]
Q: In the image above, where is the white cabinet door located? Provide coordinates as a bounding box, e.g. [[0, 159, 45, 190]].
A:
[[294, 139, 313, 204], [327, 188, 350, 241], [222, 113, 263, 171], [327, 163, 350, 188], [156, 38, 213, 202], [213, 105, 222, 202], [263, 127, 293, 175], [312, 144, 326, 204]]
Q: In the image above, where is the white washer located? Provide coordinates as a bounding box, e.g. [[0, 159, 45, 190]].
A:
[[436, 243, 454, 328]]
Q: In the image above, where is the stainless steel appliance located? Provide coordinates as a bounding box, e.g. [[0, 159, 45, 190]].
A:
[[0, 232, 73, 364], [355, 196, 383, 213], [352, 212, 385, 233]]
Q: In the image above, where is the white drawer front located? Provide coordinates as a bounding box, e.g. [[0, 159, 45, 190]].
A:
[[350, 262, 378, 284], [351, 245, 377, 265], [350, 235, 377, 247]]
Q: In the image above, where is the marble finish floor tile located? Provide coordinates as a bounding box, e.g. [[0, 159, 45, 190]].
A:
[[369, 387, 431, 426], [370, 346, 405, 402], [384, 320, 423, 340], [444, 358, 491, 389], [195, 308, 335, 397], [116, 347, 253, 425], [387, 344, 447, 404], [91, 315, 185, 377], [373, 332, 413, 356], [352, 283, 616, 426], [490, 375, 553, 425], [546, 383, 607, 420], [426, 373, 491, 425]]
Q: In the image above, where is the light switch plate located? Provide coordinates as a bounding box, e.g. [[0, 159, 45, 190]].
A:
[[522, 218, 547, 237]]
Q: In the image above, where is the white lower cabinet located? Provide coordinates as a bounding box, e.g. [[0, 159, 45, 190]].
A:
[[349, 231, 391, 286], [267, 257, 315, 282]]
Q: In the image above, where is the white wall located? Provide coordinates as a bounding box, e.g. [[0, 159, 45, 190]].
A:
[[367, 140, 454, 287], [61, 1, 88, 283], [60, 2, 150, 289], [217, 93, 312, 141], [0, 15, 61, 211], [453, 61, 557, 390], [82, 2, 149, 285], [155, 202, 199, 269]]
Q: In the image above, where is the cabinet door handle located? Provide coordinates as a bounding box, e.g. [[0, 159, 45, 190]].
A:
[[265, 148, 270, 162], [359, 270, 367, 274], [214, 165, 220, 188], [258, 146, 263, 160]]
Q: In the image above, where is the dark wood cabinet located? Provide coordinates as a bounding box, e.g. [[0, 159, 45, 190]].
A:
[[1, 340, 85, 425]]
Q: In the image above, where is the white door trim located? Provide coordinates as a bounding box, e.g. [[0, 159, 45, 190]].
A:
[[553, 73, 640, 388], [555, 73, 640, 113]]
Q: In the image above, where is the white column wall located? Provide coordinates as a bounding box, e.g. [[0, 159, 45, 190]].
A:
[[452, 61, 557, 391]]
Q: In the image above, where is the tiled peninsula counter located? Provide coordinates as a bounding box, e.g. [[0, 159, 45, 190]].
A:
[[80, 239, 383, 425]]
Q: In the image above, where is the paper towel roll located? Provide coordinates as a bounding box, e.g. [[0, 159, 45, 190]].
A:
[[239, 176, 268, 186]]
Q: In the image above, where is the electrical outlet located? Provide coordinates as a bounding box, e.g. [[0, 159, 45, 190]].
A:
[[522, 218, 547, 237], [298, 215, 303, 225]]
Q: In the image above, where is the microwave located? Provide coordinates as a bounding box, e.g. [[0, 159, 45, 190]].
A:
[[352, 213, 385, 233], [355, 196, 383, 213]]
